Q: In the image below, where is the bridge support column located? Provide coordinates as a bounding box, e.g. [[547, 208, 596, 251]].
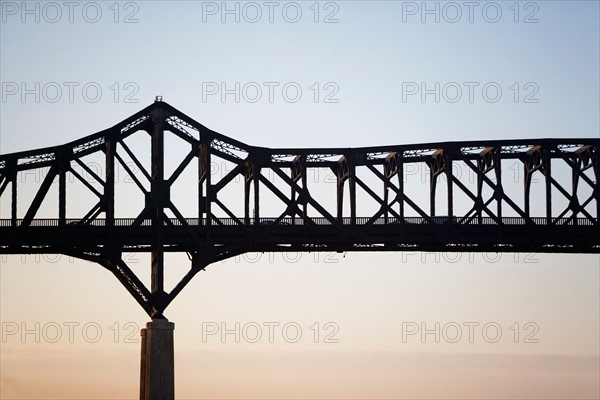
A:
[[140, 319, 175, 400]]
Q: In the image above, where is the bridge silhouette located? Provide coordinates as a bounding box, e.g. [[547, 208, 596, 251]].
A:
[[0, 100, 598, 399]]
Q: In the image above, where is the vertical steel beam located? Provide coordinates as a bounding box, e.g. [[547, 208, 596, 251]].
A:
[[291, 155, 304, 226], [10, 168, 17, 227], [476, 158, 484, 224], [397, 156, 404, 221], [105, 138, 116, 227], [244, 179, 251, 225], [205, 144, 212, 230], [382, 153, 397, 224], [337, 170, 344, 223], [253, 164, 260, 223], [524, 164, 532, 219], [571, 154, 580, 225], [301, 164, 308, 225], [198, 142, 208, 226], [494, 150, 502, 221], [349, 164, 356, 225], [244, 161, 251, 225], [544, 148, 552, 224], [430, 165, 437, 216], [58, 164, 66, 226], [446, 154, 453, 220], [150, 109, 165, 297], [142, 106, 175, 400], [383, 174, 389, 225], [336, 157, 348, 224], [594, 146, 600, 226]]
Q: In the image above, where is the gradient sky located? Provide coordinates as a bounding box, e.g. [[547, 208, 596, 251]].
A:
[[1, 1, 599, 399]]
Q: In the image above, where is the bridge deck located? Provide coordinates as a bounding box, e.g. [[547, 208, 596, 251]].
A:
[[1, 217, 598, 254]]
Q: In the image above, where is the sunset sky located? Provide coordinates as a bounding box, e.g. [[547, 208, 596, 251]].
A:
[[1, 1, 599, 399]]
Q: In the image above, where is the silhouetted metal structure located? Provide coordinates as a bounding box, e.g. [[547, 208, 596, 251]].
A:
[[2, 101, 599, 399], [0, 101, 599, 319]]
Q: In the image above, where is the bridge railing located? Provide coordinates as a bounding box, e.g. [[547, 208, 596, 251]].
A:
[[0, 216, 596, 227]]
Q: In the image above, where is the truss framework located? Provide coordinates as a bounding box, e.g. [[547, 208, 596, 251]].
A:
[[0, 101, 598, 317]]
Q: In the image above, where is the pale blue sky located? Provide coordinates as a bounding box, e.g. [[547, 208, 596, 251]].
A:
[[1, 1, 599, 151]]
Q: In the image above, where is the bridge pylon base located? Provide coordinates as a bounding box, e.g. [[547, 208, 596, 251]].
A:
[[140, 318, 175, 400]]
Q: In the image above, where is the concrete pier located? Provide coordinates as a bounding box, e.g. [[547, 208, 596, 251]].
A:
[[140, 319, 174, 400]]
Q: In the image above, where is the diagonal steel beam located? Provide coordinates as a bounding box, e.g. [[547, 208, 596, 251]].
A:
[[21, 164, 59, 227]]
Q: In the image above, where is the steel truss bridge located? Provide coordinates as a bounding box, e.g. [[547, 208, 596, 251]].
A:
[[0, 101, 598, 319]]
